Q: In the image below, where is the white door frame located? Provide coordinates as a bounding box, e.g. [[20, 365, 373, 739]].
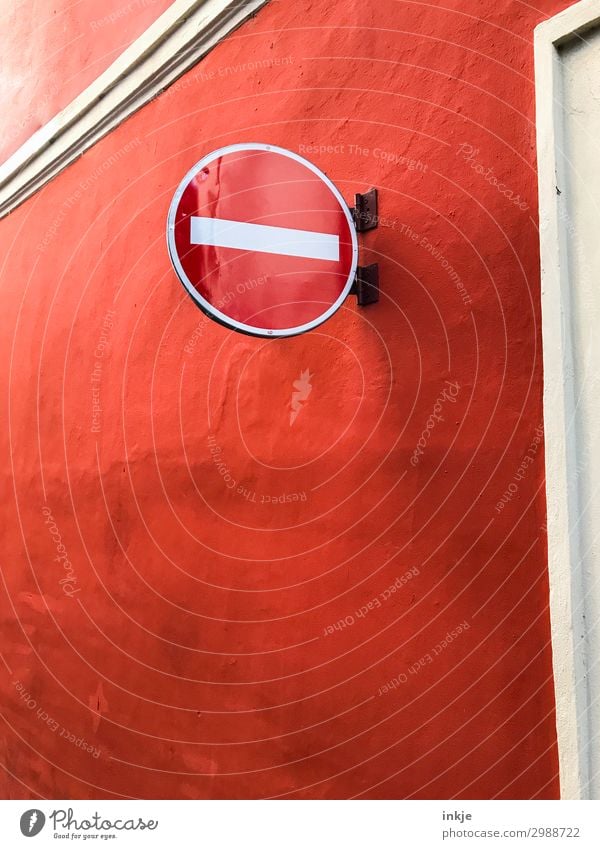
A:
[[535, 0, 600, 800]]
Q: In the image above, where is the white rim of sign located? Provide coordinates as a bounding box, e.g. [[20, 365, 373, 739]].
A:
[[166, 143, 359, 338]]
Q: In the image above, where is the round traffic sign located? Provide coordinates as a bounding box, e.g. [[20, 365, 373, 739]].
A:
[[167, 143, 358, 338]]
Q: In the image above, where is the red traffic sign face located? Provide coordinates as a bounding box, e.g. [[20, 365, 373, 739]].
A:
[[167, 143, 358, 338]]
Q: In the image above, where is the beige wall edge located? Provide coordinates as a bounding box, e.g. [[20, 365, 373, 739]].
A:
[[534, 0, 600, 801], [0, 0, 268, 219]]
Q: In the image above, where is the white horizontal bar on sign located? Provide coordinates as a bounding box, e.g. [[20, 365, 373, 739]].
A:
[[190, 216, 340, 262]]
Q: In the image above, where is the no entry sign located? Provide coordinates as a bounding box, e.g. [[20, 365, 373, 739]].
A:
[[167, 143, 358, 337]]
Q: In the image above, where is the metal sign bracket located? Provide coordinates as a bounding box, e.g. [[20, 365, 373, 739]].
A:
[[350, 188, 378, 232], [351, 263, 379, 306], [349, 188, 380, 305]]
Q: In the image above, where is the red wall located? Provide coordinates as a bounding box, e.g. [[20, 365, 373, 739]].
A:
[[0, 0, 573, 799]]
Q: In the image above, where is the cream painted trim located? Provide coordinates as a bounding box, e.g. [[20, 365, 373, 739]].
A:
[[0, 0, 268, 218], [535, 0, 600, 801]]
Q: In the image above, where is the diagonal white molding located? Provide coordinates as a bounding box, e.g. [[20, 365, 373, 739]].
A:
[[0, 0, 268, 218]]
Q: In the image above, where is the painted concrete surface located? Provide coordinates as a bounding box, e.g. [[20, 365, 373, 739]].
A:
[[0, 0, 576, 798]]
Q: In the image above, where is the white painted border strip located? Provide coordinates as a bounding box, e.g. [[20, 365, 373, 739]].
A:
[[0, 0, 268, 218], [190, 216, 341, 261], [535, 0, 600, 801]]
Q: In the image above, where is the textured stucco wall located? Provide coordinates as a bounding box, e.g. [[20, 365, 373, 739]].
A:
[[0, 0, 575, 799]]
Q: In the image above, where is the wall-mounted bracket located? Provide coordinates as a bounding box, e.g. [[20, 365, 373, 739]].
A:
[[350, 188, 378, 232], [351, 263, 379, 306]]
